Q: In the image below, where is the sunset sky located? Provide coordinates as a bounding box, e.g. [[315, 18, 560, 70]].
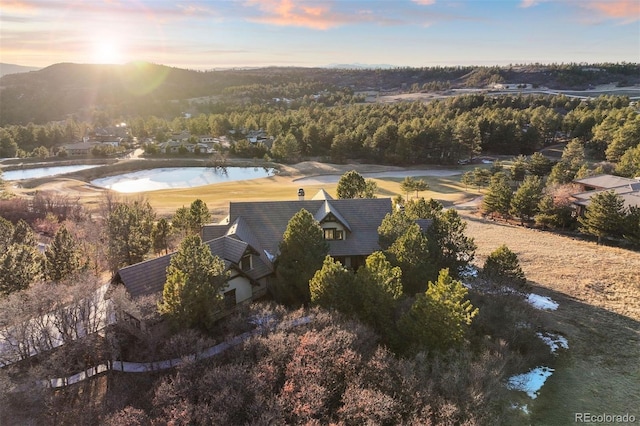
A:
[[1, 0, 639, 70]]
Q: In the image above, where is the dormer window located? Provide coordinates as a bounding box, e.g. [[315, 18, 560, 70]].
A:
[[240, 254, 253, 271], [323, 228, 344, 240]]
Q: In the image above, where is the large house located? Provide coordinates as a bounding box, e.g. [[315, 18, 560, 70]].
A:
[[572, 174, 640, 216], [115, 190, 416, 312]]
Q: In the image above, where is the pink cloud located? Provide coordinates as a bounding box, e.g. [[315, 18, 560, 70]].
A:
[[243, 0, 353, 30], [412, 0, 437, 5], [581, 0, 640, 22], [521, 0, 639, 22]]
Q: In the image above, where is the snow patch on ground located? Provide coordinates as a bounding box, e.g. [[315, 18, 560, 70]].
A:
[[527, 294, 559, 310], [507, 366, 555, 399], [537, 332, 569, 354], [459, 264, 479, 278], [511, 403, 530, 415]]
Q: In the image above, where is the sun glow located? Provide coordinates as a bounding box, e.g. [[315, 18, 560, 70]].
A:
[[91, 40, 124, 64]]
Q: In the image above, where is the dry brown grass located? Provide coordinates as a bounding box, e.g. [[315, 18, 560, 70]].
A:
[[460, 211, 640, 424]]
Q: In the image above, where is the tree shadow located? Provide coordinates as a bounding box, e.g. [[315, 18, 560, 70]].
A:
[[515, 280, 639, 425]]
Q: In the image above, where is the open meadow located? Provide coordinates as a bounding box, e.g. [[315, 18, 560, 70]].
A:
[[460, 214, 640, 425]]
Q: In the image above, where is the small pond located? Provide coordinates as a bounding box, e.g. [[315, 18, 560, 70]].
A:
[[2, 165, 100, 181], [91, 167, 275, 193]]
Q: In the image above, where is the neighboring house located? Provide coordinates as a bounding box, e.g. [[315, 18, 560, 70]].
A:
[[245, 130, 274, 149], [116, 190, 429, 314], [168, 131, 190, 144], [61, 141, 98, 156], [158, 141, 183, 154], [572, 174, 640, 215], [96, 138, 122, 147]]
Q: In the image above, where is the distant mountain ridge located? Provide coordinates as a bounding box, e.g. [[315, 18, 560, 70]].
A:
[[0, 61, 638, 125], [325, 63, 397, 70], [0, 63, 41, 77]]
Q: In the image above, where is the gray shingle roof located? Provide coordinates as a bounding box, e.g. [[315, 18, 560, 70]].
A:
[[574, 174, 639, 190], [314, 200, 352, 232], [225, 197, 392, 257], [201, 224, 229, 242], [117, 236, 270, 298], [311, 189, 334, 200]]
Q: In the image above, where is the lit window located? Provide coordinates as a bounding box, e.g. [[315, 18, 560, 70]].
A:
[[324, 228, 343, 240]]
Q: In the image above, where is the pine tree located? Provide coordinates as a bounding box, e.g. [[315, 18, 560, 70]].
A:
[[188, 199, 211, 234], [482, 172, 512, 218], [309, 256, 354, 312], [354, 251, 403, 345], [426, 208, 476, 277], [510, 175, 544, 224], [337, 170, 367, 199], [0, 244, 43, 295], [510, 155, 528, 182], [386, 223, 433, 295], [275, 209, 329, 306], [623, 206, 640, 247], [483, 244, 527, 291], [152, 218, 172, 255], [0, 216, 14, 252], [400, 176, 416, 200], [45, 225, 83, 281], [106, 200, 155, 270], [404, 197, 443, 220], [158, 235, 229, 330], [399, 268, 478, 353], [527, 152, 553, 177], [377, 210, 414, 250], [12, 219, 36, 246], [615, 144, 640, 178], [578, 190, 626, 244]]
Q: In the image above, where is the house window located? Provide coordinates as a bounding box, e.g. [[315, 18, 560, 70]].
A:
[[240, 254, 252, 271], [324, 228, 344, 240], [224, 289, 236, 309]]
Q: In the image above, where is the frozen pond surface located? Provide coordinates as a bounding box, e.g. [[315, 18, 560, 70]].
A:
[[91, 167, 275, 193], [3, 165, 100, 181]]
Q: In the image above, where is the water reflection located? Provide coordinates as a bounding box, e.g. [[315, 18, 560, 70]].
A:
[[91, 167, 274, 193], [3, 165, 100, 181]]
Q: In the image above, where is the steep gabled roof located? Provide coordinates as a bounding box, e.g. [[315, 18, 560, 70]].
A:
[[201, 224, 229, 242], [312, 189, 334, 200], [117, 236, 270, 298], [225, 216, 273, 277], [314, 200, 352, 232], [225, 197, 392, 257]]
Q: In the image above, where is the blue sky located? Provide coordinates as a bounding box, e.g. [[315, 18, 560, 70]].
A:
[[1, 0, 638, 69]]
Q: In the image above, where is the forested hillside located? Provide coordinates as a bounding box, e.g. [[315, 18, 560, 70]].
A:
[[0, 62, 637, 125]]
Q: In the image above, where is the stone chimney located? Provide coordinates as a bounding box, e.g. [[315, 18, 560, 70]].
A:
[[298, 188, 305, 201]]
